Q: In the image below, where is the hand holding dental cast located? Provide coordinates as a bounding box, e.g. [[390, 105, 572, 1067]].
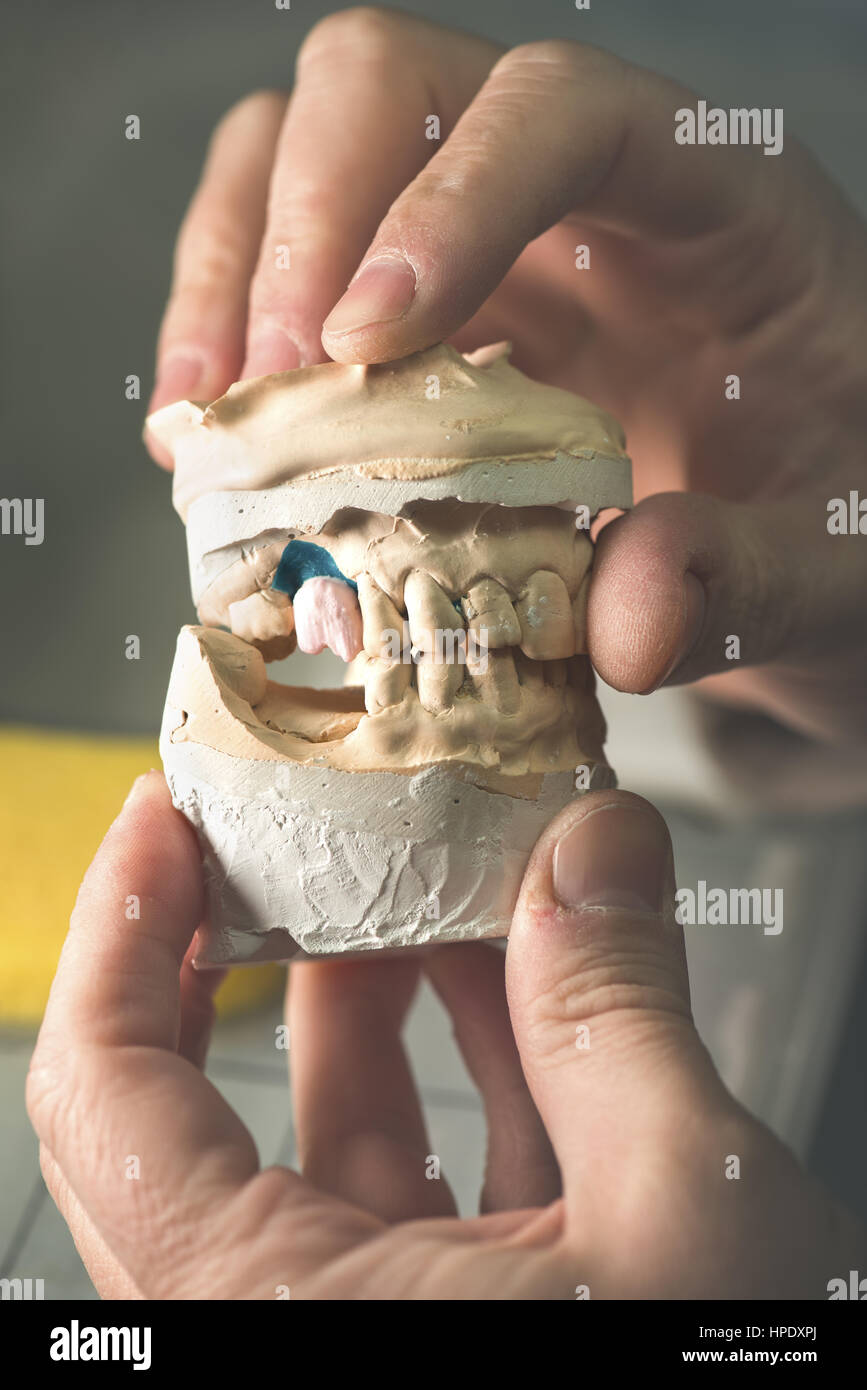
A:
[[146, 16, 867, 800], [147, 344, 631, 962], [26, 777, 867, 1299], [30, 4, 867, 1306]]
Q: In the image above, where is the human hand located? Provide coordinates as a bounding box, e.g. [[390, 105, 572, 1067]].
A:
[[27, 773, 864, 1298], [145, 9, 867, 748]]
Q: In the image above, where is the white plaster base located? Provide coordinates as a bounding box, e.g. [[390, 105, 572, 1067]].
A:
[[160, 716, 615, 965]]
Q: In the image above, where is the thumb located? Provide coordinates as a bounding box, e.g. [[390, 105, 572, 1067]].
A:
[[589, 491, 867, 730], [506, 791, 724, 1215]]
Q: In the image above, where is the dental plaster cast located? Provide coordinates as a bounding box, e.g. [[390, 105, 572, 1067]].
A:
[[147, 343, 632, 963]]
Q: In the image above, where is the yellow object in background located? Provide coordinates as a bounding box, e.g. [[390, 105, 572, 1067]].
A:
[[0, 727, 284, 1028]]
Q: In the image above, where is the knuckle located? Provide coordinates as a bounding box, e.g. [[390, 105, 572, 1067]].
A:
[[298, 6, 407, 68], [172, 221, 251, 294], [161, 283, 213, 332], [262, 184, 347, 248], [521, 935, 689, 1066], [376, 188, 466, 264], [245, 271, 299, 327], [498, 37, 618, 87]]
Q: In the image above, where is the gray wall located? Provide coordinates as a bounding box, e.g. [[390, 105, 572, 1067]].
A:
[[1, 0, 865, 732]]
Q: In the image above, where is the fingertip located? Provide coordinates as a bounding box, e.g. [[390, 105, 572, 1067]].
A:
[[588, 499, 695, 694], [240, 324, 302, 380], [119, 769, 168, 814], [322, 253, 417, 335], [145, 348, 239, 453], [320, 330, 368, 364], [512, 790, 672, 935], [321, 319, 424, 365], [662, 569, 707, 689], [146, 352, 209, 416], [82, 769, 203, 936], [116, 767, 200, 862], [143, 425, 175, 471], [550, 797, 673, 917]]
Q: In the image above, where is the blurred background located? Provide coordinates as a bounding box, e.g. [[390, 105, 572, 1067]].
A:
[[1, 0, 865, 1296]]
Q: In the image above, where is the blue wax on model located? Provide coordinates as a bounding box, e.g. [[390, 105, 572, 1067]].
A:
[[271, 539, 359, 602]]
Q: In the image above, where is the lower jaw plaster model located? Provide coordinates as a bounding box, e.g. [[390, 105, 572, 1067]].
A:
[[147, 342, 632, 963]]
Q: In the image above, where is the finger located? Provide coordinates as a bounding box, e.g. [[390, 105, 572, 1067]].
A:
[[287, 956, 458, 1222], [506, 791, 726, 1226], [425, 944, 560, 1213], [145, 90, 287, 465], [36, 772, 203, 1051], [321, 40, 765, 361], [178, 945, 227, 1069], [39, 1146, 143, 1300], [243, 8, 501, 376], [589, 490, 867, 738], [26, 773, 265, 1295]]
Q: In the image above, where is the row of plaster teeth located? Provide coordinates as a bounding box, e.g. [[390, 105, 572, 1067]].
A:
[[354, 569, 595, 714], [358, 648, 592, 717], [198, 540, 592, 672], [369, 568, 591, 664]]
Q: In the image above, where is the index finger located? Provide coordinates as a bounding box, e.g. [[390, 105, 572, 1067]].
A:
[[241, 8, 501, 376], [321, 39, 789, 362], [145, 90, 287, 466]]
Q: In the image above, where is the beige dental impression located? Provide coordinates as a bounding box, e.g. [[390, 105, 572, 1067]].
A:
[[148, 342, 631, 962]]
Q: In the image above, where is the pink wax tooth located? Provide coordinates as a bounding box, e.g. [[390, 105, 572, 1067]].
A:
[[293, 576, 363, 662]]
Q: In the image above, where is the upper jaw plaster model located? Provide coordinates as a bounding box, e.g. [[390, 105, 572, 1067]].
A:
[[147, 341, 632, 964]]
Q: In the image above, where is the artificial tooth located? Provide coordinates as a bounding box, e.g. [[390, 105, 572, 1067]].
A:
[[363, 656, 412, 713], [357, 573, 409, 659], [415, 653, 465, 713], [465, 649, 521, 714], [515, 571, 576, 660], [571, 570, 591, 653], [404, 569, 463, 654], [461, 578, 521, 649], [293, 576, 363, 662]]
